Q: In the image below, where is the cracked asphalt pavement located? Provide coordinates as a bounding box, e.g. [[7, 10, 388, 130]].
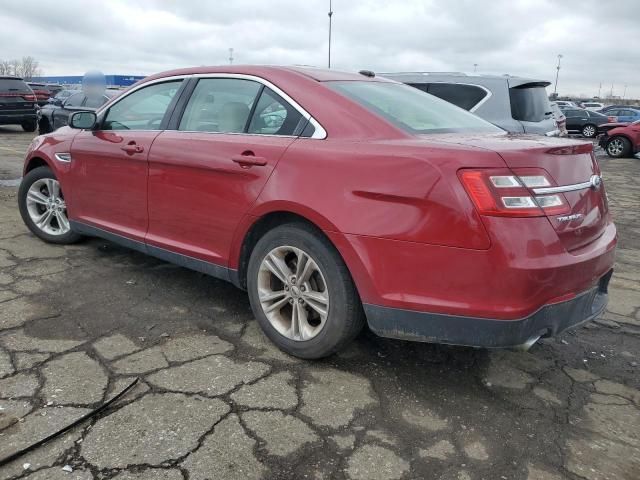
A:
[[0, 125, 639, 480]]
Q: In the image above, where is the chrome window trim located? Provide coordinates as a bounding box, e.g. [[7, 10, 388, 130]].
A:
[[532, 180, 594, 195], [97, 73, 328, 140]]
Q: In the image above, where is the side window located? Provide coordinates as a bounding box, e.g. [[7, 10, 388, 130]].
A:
[[408, 83, 429, 94], [427, 83, 488, 111], [84, 95, 107, 109], [179, 79, 261, 133], [248, 88, 303, 135], [64, 93, 85, 108], [103, 80, 182, 131]]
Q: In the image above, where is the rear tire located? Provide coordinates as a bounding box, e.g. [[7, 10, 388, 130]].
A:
[[606, 137, 632, 158], [38, 118, 52, 134], [21, 120, 37, 132], [18, 166, 82, 244], [247, 223, 365, 359]]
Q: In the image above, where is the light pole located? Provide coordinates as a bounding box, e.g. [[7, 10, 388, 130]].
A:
[[473, 63, 478, 73], [328, 0, 333, 68], [623, 84, 628, 100], [229, 48, 234, 65], [553, 54, 563, 96]]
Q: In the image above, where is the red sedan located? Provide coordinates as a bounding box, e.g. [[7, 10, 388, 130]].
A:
[[599, 120, 640, 158], [17, 66, 616, 358]]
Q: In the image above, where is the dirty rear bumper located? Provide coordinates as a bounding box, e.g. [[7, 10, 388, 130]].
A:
[[365, 270, 612, 349]]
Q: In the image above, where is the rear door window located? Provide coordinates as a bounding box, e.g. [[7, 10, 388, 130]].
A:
[[179, 78, 261, 133], [424, 83, 488, 111], [509, 84, 551, 122]]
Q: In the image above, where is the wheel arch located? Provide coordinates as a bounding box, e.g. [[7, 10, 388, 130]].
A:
[[23, 156, 52, 175], [230, 206, 376, 303], [607, 133, 633, 145]]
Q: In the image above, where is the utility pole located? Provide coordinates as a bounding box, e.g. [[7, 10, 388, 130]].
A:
[[229, 48, 234, 65], [598, 82, 602, 98], [610, 83, 614, 98], [473, 63, 478, 73], [623, 84, 627, 100], [553, 54, 562, 96], [328, 0, 334, 68]]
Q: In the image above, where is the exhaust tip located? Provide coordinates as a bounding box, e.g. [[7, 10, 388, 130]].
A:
[[513, 335, 541, 352]]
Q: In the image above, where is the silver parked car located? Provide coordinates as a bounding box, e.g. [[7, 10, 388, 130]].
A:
[[381, 72, 558, 135]]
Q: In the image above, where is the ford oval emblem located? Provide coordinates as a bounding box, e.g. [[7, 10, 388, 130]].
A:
[[589, 175, 602, 191]]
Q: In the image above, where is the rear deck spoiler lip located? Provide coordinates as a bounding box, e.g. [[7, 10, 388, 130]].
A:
[[545, 143, 593, 155]]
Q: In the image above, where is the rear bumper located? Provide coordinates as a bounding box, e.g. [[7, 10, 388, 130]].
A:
[[0, 111, 37, 125], [365, 270, 611, 348]]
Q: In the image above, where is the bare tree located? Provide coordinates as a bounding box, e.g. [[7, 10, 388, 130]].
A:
[[20, 56, 42, 80], [0, 57, 43, 78], [9, 59, 20, 77], [0, 60, 12, 75]]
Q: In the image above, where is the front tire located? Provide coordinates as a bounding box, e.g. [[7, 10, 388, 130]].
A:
[[21, 120, 37, 132], [582, 124, 597, 138], [18, 166, 82, 244], [39, 118, 52, 134], [606, 137, 632, 158], [247, 223, 365, 359]]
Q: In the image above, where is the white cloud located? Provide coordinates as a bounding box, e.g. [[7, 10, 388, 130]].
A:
[[0, 0, 638, 98]]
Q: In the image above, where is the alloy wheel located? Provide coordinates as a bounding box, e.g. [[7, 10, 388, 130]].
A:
[[257, 245, 329, 341], [25, 178, 70, 235], [607, 138, 624, 156], [583, 125, 596, 137]]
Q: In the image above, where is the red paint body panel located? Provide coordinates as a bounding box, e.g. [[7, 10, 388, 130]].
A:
[[68, 130, 157, 242], [340, 218, 615, 319], [146, 131, 294, 263], [23, 65, 617, 329]]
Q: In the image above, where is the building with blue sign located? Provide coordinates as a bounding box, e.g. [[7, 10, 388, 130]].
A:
[[32, 75, 147, 87]]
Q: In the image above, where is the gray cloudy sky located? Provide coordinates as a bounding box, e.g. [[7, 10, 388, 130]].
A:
[[1, 0, 638, 98]]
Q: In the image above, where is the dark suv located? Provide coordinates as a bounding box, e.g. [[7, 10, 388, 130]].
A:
[[0, 76, 38, 131]]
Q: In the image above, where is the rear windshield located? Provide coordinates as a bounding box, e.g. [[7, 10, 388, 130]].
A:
[[509, 85, 551, 123], [327, 81, 502, 134], [0, 78, 30, 93]]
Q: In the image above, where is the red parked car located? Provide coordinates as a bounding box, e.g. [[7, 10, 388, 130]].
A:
[[599, 120, 640, 158], [18, 66, 616, 359]]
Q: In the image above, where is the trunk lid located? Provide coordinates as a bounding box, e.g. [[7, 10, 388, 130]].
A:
[[432, 133, 609, 252]]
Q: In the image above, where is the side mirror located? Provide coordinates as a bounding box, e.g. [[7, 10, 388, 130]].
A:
[[70, 111, 97, 130]]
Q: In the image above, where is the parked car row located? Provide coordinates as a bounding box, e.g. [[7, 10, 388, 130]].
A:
[[26, 82, 63, 106], [38, 90, 118, 133], [0, 75, 121, 134]]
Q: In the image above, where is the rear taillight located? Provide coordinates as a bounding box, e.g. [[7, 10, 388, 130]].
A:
[[608, 116, 617, 122], [23, 94, 37, 102], [459, 168, 570, 217]]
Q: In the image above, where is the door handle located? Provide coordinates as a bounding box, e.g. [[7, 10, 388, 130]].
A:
[[231, 152, 267, 168], [121, 142, 144, 154]]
